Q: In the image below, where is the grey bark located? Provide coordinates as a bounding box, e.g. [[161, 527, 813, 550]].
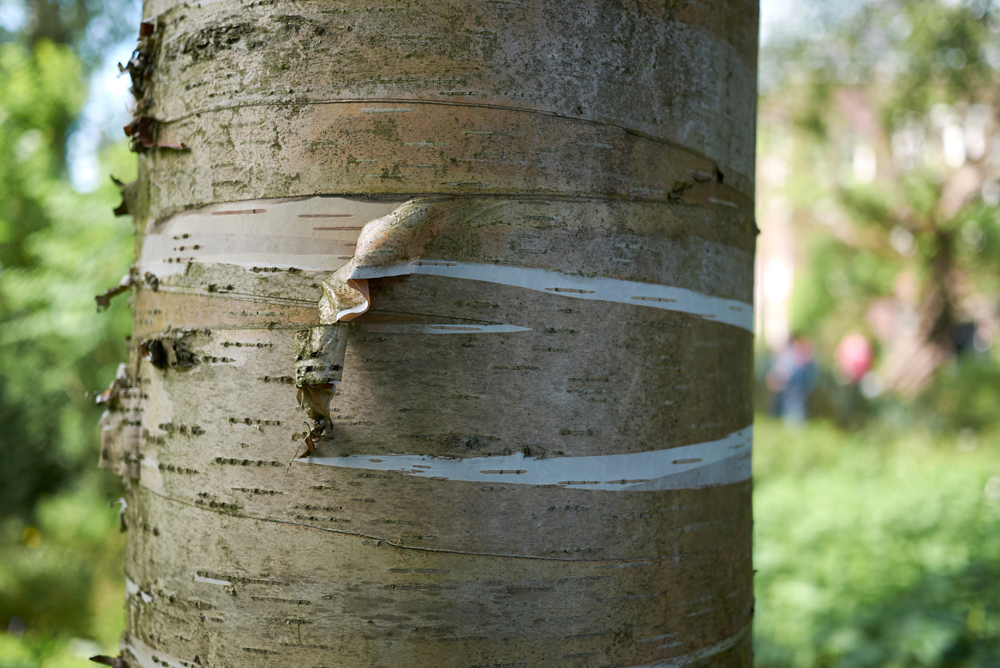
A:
[[99, 1, 759, 666]]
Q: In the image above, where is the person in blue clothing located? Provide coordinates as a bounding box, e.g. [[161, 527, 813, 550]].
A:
[[766, 335, 818, 424]]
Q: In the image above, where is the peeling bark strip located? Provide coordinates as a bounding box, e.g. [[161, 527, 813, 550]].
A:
[[317, 197, 753, 330], [115, 0, 757, 666], [304, 426, 753, 490], [325, 254, 754, 330], [95, 271, 137, 311]]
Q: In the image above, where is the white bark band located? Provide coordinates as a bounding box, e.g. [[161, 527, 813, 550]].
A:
[[630, 623, 751, 667], [138, 197, 753, 334], [137, 197, 401, 279], [340, 261, 753, 332], [124, 637, 199, 668], [302, 426, 751, 491]]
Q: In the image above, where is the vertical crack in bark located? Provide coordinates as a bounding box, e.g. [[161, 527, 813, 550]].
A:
[[294, 326, 348, 456]]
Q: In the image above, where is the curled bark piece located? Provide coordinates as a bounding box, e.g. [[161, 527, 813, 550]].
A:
[[319, 198, 471, 323], [126, 117, 186, 152], [317, 198, 450, 323], [109, 497, 128, 532], [319, 198, 754, 330], [95, 271, 136, 312], [118, 23, 187, 153], [111, 176, 139, 217], [120, 21, 162, 153], [95, 362, 128, 406], [318, 266, 370, 325], [295, 384, 334, 457]]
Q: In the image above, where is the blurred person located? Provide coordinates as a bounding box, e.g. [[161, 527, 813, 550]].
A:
[[766, 335, 818, 424], [835, 332, 873, 385]]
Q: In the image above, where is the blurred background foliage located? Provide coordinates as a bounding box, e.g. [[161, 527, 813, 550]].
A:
[[0, 0, 135, 662], [759, 0, 1000, 407], [753, 0, 1000, 666], [754, 418, 1000, 667], [0, 0, 997, 666]]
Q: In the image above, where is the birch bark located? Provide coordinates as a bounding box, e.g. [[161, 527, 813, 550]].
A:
[[99, 1, 759, 666]]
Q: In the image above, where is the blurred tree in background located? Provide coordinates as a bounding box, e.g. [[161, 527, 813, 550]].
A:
[[0, 42, 130, 520], [0, 0, 136, 661], [758, 0, 1000, 424], [754, 1, 1000, 666], [4, 0, 137, 64]]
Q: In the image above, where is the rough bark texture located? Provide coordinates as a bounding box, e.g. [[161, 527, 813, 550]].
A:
[[101, 1, 758, 666]]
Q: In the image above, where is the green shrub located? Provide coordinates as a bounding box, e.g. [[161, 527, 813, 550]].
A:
[[754, 417, 1000, 667]]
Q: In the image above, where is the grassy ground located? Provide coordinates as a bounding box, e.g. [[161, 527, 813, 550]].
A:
[[754, 417, 1000, 667], [0, 418, 997, 666]]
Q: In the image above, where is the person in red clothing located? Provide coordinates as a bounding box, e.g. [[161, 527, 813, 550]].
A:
[[835, 332, 874, 385]]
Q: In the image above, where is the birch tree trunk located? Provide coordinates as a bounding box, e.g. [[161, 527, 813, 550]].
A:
[[99, 1, 759, 666]]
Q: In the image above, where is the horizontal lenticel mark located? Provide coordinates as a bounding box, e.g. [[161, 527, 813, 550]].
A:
[[631, 296, 677, 303]]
